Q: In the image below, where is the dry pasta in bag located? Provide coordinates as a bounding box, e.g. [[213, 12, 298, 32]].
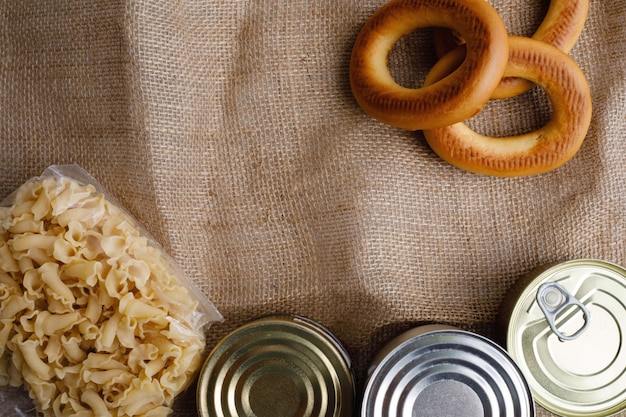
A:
[[0, 165, 222, 417]]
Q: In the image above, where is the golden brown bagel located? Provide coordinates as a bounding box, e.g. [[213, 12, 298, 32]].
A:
[[433, 0, 590, 99], [530, 0, 589, 52], [422, 36, 592, 177], [349, 0, 508, 130]]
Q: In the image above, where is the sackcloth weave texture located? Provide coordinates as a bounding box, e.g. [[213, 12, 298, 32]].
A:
[[1, 0, 625, 416]]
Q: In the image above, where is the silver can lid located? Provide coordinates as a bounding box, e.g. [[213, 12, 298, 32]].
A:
[[197, 315, 354, 417], [504, 259, 626, 416], [362, 329, 534, 417]]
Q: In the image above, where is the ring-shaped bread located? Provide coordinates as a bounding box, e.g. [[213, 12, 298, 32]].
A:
[[422, 36, 592, 177], [433, 0, 590, 99], [349, 0, 508, 130]]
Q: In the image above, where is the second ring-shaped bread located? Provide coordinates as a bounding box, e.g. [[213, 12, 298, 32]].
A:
[[422, 36, 592, 177], [433, 0, 590, 98], [349, 0, 508, 130]]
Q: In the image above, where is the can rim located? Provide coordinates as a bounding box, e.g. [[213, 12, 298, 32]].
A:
[[505, 259, 626, 417], [196, 315, 355, 417], [362, 329, 535, 417]]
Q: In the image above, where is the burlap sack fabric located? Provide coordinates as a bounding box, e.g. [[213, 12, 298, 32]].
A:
[[1, 0, 624, 416]]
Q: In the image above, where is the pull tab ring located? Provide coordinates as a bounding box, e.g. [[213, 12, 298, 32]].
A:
[[536, 282, 591, 342]]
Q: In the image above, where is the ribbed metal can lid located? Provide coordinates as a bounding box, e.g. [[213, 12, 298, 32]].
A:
[[197, 315, 354, 417], [361, 328, 534, 417], [503, 259, 626, 416]]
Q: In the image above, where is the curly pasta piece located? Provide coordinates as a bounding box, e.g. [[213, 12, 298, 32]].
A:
[[1, 294, 32, 320], [81, 390, 113, 417], [39, 262, 75, 307], [18, 339, 52, 380], [0, 243, 19, 272], [34, 311, 81, 338]]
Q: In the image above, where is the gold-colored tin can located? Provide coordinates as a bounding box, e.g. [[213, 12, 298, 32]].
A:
[[362, 325, 534, 417], [500, 259, 626, 416], [197, 315, 355, 417]]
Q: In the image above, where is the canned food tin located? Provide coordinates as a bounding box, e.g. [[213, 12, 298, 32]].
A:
[[362, 326, 534, 417], [500, 259, 626, 416], [197, 315, 355, 417]]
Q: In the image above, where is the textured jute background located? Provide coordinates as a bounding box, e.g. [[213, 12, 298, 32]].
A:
[[1, 0, 625, 416]]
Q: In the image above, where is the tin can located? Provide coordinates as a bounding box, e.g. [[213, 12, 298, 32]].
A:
[[197, 315, 355, 417], [500, 259, 626, 416], [362, 325, 534, 417]]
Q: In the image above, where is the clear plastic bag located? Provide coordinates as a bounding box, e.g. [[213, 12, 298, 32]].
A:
[[0, 165, 222, 416]]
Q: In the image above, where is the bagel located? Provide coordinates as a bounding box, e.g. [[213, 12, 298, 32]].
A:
[[433, 0, 590, 99], [422, 36, 592, 177], [349, 0, 508, 130]]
